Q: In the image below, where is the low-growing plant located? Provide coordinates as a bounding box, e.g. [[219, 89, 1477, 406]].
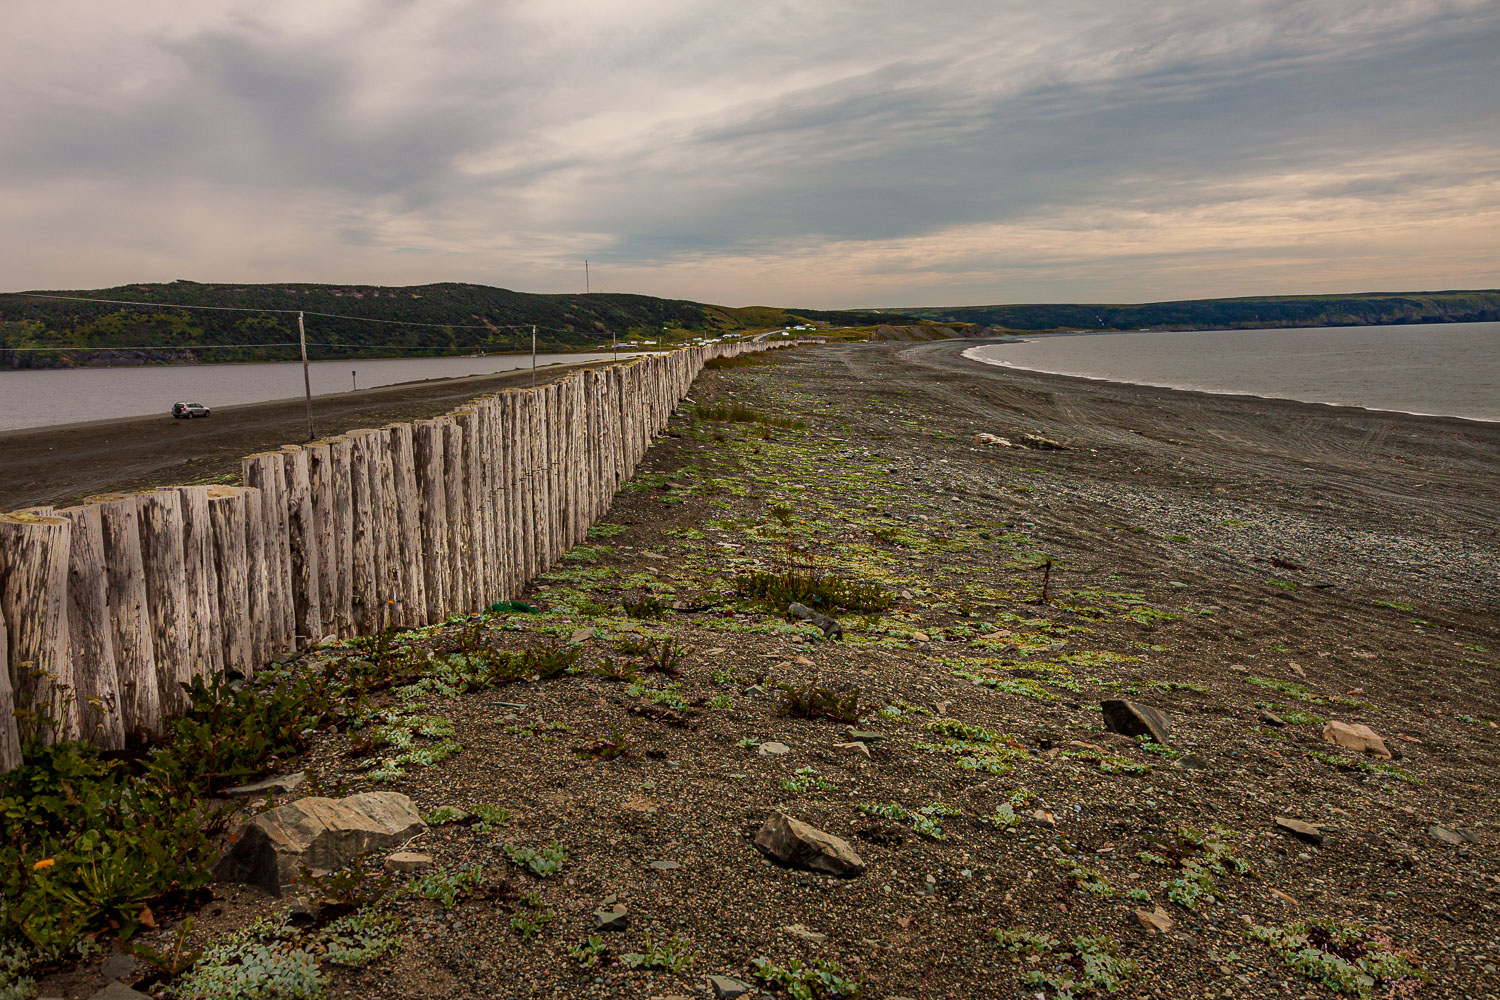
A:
[[509, 891, 553, 941], [751, 956, 863, 999], [503, 841, 567, 877], [422, 806, 468, 826], [737, 569, 892, 612], [408, 866, 486, 910], [857, 800, 961, 840], [592, 656, 640, 682], [294, 854, 394, 916], [990, 929, 1136, 997], [569, 935, 607, 967], [575, 721, 639, 761], [621, 932, 696, 973], [622, 595, 667, 619], [776, 677, 860, 723], [694, 403, 806, 430], [781, 767, 835, 794], [472, 804, 512, 833], [1248, 920, 1424, 995]]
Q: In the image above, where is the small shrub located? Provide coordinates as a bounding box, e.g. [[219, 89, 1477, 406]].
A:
[[622, 595, 667, 619], [1248, 920, 1424, 995], [575, 721, 639, 761], [776, 678, 860, 723], [737, 569, 891, 613], [694, 403, 805, 430]]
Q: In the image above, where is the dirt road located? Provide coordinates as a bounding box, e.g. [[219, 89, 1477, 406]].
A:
[[0, 362, 603, 510]]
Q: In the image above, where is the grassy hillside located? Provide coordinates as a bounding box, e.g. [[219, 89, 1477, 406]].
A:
[[0, 281, 908, 368], [901, 289, 1500, 332]]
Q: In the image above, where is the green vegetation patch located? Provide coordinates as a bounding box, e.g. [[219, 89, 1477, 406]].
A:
[[1248, 920, 1424, 996]]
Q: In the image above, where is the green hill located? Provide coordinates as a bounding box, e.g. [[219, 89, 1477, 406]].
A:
[[900, 290, 1500, 332], [0, 281, 904, 368]]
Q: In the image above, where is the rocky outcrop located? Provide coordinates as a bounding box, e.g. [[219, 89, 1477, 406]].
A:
[[753, 812, 865, 878]]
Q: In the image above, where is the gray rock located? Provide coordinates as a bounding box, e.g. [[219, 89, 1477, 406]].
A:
[[844, 728, 886, 743], [1429, 825, 1476, 845], [1178, 753, 1209, 770], [222, 771, 309, 799], [705, 974, 757, 998], [214, 791, 426, 895], [754, 812, 866, 878], [758, 741, 791, 757], [1275, 816, 1324, 845], [1101, 699, 1173, 744], [788, 602, 843, 640], [594, 902, 630, 931], [780, 923, 828, 943], [649, 859, 682, 870], [384, 851, 433, 872], [1258, 710, 1286, 727], [87, 985, 152, 1000], [99, 951, 139, 981]]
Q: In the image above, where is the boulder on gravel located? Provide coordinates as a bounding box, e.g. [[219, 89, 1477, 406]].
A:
[[1275, 816, 1324, 845], [1323, 721, 1390, 758], [788, 602, 843, 640], [704, 975, 757, 999], [1101, 699, 1173, 744], [214, 791, 425, 895], [754, 812, 866, 878]]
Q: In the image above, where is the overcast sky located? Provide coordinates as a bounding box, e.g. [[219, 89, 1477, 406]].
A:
[[3, 0, 1497, 308]]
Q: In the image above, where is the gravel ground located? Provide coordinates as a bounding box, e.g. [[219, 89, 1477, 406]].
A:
[[48, 341, 1499, 1000]]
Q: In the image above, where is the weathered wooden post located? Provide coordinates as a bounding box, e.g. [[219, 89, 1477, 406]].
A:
[[161, 485, 225, 679], [134, 491, 194, 714], [279, 446, 322, 648], [306, 440, 339, 641], [207, 486, 254, 677], [0, 608, 18, 771], [413, 419, 450, 622], [441, 418, 471, 612], [386, 423, 427, 627], [326, 436, 356, 637], [347, 430, 381, 633], [242, 451, 293, 656], [0, 511, 77, 745], [87, 492, 160, 735], [242, 486, 269, 672], [54, 504, 126, 749]]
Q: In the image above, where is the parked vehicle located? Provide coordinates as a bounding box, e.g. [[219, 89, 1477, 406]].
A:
[[171, 401, 211, 419]]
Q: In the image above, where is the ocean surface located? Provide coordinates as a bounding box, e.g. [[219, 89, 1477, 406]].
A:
[[964, 322, 1499, 422], [0, 352, 636, 432]]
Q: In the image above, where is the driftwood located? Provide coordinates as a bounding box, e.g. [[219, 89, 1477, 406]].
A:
[[347, 430, 381, 633], [54, 504, 126, 749], [242, 486, 269, 671], [441, 419, 471, 613], [305, 441, 338, 641], [87, 492, 161, 735], [327, 436, 356, 638]]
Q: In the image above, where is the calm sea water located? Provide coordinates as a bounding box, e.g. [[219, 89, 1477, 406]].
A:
[[964, 322, 1500, 422], [0, 352, 637, 432]]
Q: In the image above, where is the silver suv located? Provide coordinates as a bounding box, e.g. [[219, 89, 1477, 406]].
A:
[[171, 401, 211, 419]]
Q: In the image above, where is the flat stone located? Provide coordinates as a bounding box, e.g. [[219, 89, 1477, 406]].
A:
[[570, 628, 594, 644], [1101, 699, 1173, 744], [384, 851, 433, 872], [1258, 710, 1286, 727], [1135, 906, 1174, 934], [705, 974, 757, 998], [87, 985, 152, 1000], [1177, 753, 1209, 770], [214, 791, 426, 895], [99, 951, 139, 981], [1429, 825, 1476, 845], [754, 812, 866, 878], [1323, 721, 1390, 758], [788, 602, 842, 639], [780, 923, 828, 943], [845, 728, 886, 742], [758, 741, 791, 757], [1275, 816, 1324, 845], [649, 859, 682, 870], [594, 902, 630, 931], [222, 772, 309, 799]]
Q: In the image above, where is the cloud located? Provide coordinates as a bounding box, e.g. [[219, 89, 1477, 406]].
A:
[[0, 0, 1496, 305]]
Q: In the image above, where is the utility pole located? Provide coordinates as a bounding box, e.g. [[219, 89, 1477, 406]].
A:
[[531, 325, 537, 386], [351, 370, 357, 391], [298, 311, 314, 441], [585, 260, 590, 294]]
